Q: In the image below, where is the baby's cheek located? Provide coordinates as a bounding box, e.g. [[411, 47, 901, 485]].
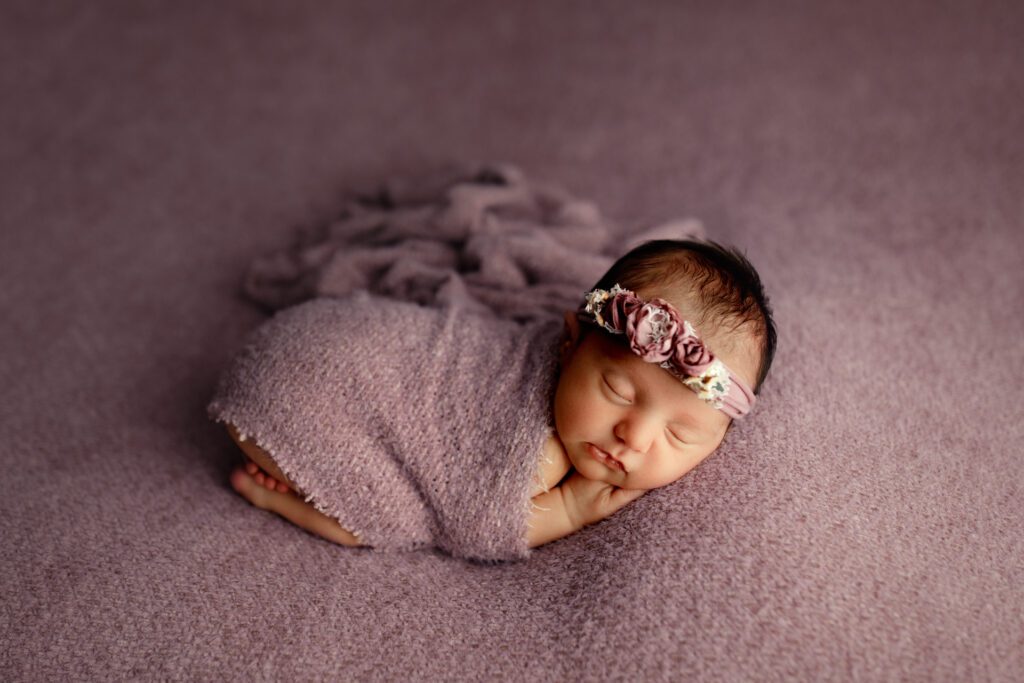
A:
[[552, 381, 589, 431], [651, 447, 715, 489], [554, 401, 584, 437]]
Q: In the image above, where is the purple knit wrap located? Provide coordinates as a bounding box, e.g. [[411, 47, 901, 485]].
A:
[[207, 291, 561, 562]]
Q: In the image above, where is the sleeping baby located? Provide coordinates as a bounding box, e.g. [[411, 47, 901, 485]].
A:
[[208, 238, 776, 561]]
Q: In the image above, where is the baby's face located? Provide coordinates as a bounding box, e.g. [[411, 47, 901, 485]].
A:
[[553, 316, 757, 491]]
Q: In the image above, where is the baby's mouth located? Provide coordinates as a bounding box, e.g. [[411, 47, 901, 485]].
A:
[[588, 443, 625, 472]]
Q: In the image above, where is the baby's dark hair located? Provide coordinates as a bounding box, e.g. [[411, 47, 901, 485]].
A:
[[590, 239, 777, 394]]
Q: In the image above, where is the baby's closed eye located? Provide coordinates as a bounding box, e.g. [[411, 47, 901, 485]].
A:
[[602, 376, 634, 403], [666, 428, 688, 447]]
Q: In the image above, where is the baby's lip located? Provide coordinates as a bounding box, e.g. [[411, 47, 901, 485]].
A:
[[589, 443, 626, 472]]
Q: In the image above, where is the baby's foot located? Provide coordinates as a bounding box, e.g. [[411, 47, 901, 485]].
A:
[[243, 457, 295, 494], [230, 464, 296, 511], [229, 464, 365, 547]]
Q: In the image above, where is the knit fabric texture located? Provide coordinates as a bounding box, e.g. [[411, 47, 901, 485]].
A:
[[207, 292, 562, 561]]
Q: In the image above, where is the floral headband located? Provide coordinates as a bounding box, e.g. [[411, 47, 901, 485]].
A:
[[578, 285, 756, 419]]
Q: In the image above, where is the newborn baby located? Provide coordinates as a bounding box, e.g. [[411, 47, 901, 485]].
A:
[[210, 238, 776, 559]]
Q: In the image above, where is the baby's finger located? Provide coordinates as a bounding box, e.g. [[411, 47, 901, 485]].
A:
[[612, 486, 648, 507]]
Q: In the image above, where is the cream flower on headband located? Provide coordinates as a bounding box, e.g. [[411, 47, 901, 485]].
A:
[[678, 360, 732, 407], [583, 288, 612, 327]]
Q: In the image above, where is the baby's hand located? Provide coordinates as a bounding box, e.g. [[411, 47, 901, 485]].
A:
[[561, 472, 648, 529]]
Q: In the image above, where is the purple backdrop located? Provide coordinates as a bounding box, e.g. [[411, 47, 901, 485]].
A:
[[2, 1, 1021, 680]]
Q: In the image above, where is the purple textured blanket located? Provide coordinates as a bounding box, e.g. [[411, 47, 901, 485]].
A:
[[207, 293, 561, 561]]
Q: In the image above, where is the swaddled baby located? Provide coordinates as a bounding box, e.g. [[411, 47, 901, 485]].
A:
[[208, 238, 776, 561]]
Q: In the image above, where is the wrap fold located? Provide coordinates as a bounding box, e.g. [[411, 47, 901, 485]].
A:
[[241, 161, 704, 321]]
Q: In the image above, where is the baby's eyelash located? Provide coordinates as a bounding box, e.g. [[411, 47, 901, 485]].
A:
[[666, 429, 687, 446], [603, 378, 632, 403]]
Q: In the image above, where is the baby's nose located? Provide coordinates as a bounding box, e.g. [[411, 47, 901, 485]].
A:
[[614, 413, 656, 454]]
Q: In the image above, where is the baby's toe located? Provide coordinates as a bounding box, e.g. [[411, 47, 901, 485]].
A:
[[239, 457, 295, 495], [230, 466, 270, 510]]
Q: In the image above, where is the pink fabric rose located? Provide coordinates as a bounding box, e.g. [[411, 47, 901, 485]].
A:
[[674, 331, 715, 374], [605, 292, 641, 331], [625, 299, 679, 363]]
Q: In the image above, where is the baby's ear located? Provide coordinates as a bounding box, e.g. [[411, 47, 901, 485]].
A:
[[562, 311, 581, 346], [560, 311, 581, 366]]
